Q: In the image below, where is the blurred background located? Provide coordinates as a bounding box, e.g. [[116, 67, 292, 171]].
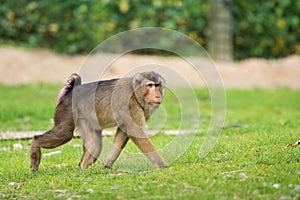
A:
[[0, 0, 300, 87]]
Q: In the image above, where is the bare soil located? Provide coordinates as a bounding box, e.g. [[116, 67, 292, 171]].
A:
[[1, 46, 300, 89]]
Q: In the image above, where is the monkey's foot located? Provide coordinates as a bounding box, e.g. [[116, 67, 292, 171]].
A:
[[164, 164, 173, 169], [30, 149, 41, 172], [101, 164, 112, 169]]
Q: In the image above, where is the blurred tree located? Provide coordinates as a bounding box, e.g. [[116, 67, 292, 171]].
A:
[[207, 0, 233, 61], [0, 0, 299, 59]]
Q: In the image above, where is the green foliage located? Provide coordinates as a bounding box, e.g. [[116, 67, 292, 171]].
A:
[[0, 0, 208, 54], [0, 0, 96, 53], [0, 0, 300, 57], [232, 0, 300, 59]]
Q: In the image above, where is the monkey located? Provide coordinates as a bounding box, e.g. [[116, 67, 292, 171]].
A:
[[30, 71, 169, 171]]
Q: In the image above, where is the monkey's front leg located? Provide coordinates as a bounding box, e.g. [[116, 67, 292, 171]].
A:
[[130, 136, 169, 169], [102, 128, 129, 169], [30, 144, 41, 171]]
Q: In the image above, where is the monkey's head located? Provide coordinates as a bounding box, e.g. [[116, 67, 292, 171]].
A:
[[132, 71, 166, 110]]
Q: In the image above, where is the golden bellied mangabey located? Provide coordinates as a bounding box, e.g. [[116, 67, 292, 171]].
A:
[[30, 71, 169, 171]]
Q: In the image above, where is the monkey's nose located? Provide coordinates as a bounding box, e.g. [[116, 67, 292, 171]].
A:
[[154, 97, 162, 103]]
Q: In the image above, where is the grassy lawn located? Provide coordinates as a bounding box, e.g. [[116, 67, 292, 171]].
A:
[[0, 84, 299, 199]]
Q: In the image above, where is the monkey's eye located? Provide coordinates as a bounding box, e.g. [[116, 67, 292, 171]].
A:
[[147, 83, 161, 87]]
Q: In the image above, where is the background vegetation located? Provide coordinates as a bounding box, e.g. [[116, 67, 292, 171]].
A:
[[1, 0, 300, 59]]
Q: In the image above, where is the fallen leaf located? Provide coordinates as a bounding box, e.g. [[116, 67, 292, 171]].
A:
[[2, 145, 8, 151], [13, 143, 22, 150], [279, 195, 292, 200], [15, 183, 22, 190], [252, 189, 260, 195], [110, 186, 120, 190], [86, 188, 94, 193], [43, 151, 61, 157], [73, 144, 81, 148], [293, 185, 300, 192], [9, 182, 15, 186], [54, 189, 67, 194], [239, 173, 248, 180], [286, 140, 300, 147]]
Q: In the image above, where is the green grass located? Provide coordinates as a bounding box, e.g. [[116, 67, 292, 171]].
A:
[[0, 84, 299, 199], [0, 84, 60, 131]]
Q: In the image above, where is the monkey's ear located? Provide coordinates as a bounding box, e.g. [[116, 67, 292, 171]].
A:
[[132, 73, 145, 89]]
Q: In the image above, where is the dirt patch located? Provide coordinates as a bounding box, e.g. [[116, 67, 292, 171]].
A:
[[1, 46, 300, 89]]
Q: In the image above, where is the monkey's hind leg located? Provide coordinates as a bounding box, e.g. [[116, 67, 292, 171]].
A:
[[30, 125, 74, 171], [30, 73, 79, 172], [30, 103, 75, 171]]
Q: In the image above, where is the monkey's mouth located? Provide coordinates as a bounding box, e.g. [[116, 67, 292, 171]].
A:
[[149, 102, 161, 105]]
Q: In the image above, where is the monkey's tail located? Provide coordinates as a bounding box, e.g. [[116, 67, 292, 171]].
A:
[[57, 73, 81, 103]]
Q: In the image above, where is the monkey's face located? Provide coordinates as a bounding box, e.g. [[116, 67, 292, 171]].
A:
[[132, 71, 166, 110], [144, 81, 164, 108]]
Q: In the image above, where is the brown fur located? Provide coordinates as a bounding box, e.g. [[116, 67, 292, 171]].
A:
[[30, 71, 169, 171]]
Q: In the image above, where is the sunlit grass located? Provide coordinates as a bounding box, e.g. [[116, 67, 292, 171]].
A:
[[0, 84, 299, 199]]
